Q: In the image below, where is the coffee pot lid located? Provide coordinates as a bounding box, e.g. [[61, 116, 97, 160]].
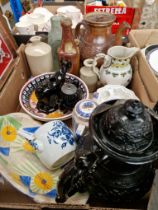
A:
[[84, 12, 116, 27], [90, 99, 158, 164]]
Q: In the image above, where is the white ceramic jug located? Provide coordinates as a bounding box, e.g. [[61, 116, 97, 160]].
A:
[[25, 36, 53, 76], [93, 46, 139, 87]]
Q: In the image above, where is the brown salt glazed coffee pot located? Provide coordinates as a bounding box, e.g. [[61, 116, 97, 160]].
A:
[[75, 12, 131, 61]]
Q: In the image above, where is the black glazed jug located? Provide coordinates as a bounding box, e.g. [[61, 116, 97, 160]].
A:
[[56, 99, 158, 203]]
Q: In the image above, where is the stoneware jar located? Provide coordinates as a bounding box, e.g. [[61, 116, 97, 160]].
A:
[[25, 36, 53, 76], [93, 46, 139, 86], [80, 58, 98, 93]]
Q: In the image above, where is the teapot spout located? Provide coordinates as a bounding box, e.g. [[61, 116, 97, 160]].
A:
[[114, 21, 131, 46]]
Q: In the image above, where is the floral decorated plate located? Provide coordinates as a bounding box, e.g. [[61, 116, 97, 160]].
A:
[[0, 113, 89, 203], [19, 73, 89, 122]]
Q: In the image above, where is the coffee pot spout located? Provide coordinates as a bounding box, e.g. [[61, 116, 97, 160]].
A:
[[114, 21, 131, 46]]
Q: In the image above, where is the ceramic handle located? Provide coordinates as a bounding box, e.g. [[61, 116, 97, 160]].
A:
[[93, 53, 112, 78], [75, 21, 86, 40]]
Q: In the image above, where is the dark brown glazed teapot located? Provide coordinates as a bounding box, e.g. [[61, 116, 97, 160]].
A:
[[56, 99, 158, 204], [75, 12, 131, 61]]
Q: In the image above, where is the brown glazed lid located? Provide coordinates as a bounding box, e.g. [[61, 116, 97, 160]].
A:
[[90, 99, 158, 165], [84, 12, 116, 27]]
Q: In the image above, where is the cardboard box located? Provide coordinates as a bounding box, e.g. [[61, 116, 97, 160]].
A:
[[128, 29, 158, 104], [0, 44, 157, 209]]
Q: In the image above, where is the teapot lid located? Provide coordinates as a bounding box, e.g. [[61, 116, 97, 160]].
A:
[[90, 99, 158, 164], [84, 12, 116, 27]]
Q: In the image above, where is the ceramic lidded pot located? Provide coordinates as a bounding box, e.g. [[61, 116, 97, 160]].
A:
[[25, 36, 53, 76], [56, 99, 158, 203], [91, 99, 158, 164]]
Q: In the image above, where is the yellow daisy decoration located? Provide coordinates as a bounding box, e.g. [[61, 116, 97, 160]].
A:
[[23, 140, 35, 153], [33, 172, 54, 191], [1, 125, 17, 142]]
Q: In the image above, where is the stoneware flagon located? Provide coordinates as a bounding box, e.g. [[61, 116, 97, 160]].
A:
[[93, 46, 139, 86], [25, 36, 53, 76]]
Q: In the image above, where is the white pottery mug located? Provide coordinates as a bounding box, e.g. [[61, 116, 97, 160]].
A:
[[15, 21, 35, 35], [18, 120, 76, 170], [57, 6, 83, 28]]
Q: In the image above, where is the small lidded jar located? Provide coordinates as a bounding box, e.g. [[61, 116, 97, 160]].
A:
[[72, 99, 97, 140]]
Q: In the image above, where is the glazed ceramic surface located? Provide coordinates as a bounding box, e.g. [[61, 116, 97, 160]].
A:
[[142, 44, 158, 77], [75, 12, 130, 61], [80, 58, 98, 93], [93, 85, 139, 104], [19, 8, 53, 32], [57, 6, 83, 29], [93, 46, 139, 86], [0, 113, 89, 204], [15, 21, 35, 35], [25, 36, 53, 76], [90, 99, 158, 164], [19, 120, 76, 170], [19, 72, 89, 122]]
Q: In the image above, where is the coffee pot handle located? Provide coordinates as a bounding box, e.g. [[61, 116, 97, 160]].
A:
[[75, 21, 86, 40], [93, 53, 112, 78]]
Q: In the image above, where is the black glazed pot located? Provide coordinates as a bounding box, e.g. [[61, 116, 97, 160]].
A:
[[56, 99, 158, 203], [90, 99, 158, 164]]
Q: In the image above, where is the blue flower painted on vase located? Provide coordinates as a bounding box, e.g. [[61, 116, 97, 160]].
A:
[[47, 121, 74, 149]]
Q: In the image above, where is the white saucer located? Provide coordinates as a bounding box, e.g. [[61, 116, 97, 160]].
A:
[[143, 44, 158, 77]]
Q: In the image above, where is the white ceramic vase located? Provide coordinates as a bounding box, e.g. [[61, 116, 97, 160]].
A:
[[80, 58, 98, 92]]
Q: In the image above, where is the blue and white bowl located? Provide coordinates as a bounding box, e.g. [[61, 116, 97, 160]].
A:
[[19, 72, 89, 122]]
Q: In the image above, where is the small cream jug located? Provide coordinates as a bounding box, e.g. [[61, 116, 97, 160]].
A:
[[93, 46, 140, 87], [25, 36, 53, 76], [80, 58, 98, 93]]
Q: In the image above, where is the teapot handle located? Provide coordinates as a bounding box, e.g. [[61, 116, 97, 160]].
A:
[[75, 21, 86, 40], [93, 53, 112, 78]]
